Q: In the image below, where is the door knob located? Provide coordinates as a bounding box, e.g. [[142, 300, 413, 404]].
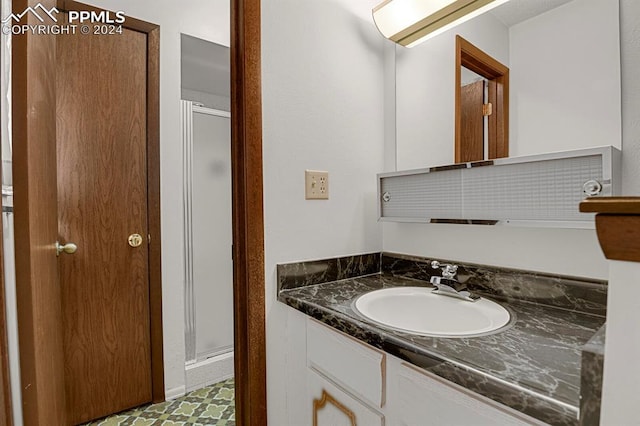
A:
[[128, 234, 143, 248], [56, 241, 78, 256]]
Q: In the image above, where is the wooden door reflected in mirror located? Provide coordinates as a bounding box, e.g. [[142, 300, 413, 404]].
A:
[[455, 35, 509, 163]]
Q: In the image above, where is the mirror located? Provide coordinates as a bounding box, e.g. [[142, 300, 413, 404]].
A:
[[395, 0, 622, 170]]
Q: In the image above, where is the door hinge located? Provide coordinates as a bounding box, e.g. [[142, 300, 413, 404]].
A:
[[482, 103, 493, 116], [148, 234, 151, 244]]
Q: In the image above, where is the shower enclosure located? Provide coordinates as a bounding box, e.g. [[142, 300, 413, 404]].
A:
[[182, 100, 234, 389], [1, 0, 22, 421]]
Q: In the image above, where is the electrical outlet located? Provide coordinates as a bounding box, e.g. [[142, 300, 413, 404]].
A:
[[305, 170, 329, 200]]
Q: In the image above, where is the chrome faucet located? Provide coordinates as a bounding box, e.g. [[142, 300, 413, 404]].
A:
[[430, 261, 479, 302]]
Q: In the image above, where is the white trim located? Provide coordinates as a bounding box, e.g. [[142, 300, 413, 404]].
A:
[[165, 385, 187, 401], [192, 104, 231, 118], [377, 217, 596, 229], [377, 146, 619, 179], [181, 100, 197, 363], [185, 351, 234, 393]]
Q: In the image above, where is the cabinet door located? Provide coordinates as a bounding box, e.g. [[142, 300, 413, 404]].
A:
[[308, 370, 384, 426], [307, 319, 386, 408], [390, 361, 543, 426]]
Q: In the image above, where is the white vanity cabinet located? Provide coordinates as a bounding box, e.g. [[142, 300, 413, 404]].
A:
[[304, 318, 545, 426]]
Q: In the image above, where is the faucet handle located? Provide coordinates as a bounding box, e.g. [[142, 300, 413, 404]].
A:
[[431, 260, 458, 278]]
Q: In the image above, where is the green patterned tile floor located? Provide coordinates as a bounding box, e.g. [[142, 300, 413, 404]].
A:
[[84, 377, 235, 426]]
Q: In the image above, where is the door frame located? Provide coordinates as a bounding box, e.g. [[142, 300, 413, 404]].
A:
[[230, 0, 267, 424], [13, 1, 163, 423]]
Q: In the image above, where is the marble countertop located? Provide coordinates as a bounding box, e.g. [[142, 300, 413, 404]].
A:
[[279, 273, 605, 426]]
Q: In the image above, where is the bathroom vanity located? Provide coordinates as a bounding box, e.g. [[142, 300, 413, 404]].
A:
[[306, 317, 537, 425], [278, 253, 607, 425]]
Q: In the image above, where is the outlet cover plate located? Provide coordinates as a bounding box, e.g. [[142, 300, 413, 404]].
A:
[[305, 170, 329, 200]]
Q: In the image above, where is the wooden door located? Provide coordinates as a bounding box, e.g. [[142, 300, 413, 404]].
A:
[[56, 13, 152, 424], [459, 80, 485, 163]]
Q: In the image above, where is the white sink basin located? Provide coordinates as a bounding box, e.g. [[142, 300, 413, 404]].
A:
[[353, 287, 511, 337]]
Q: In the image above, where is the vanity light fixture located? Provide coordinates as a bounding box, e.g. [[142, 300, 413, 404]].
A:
[[372, 0, 511, 47]]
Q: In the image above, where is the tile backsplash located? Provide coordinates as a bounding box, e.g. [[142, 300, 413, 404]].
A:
[[382, 252, 608, 317], [277, 253, 380, 291], [277, 251, 607, 317]]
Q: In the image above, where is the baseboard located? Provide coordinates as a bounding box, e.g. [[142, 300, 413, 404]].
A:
[[165, 385, 187, 401], [185, 351, 234, 393]]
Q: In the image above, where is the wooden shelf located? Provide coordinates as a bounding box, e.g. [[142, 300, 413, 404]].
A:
[[580, 197, 640, 263], [580, 197, 640, 214]]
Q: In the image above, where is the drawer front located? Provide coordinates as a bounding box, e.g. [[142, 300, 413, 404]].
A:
[[307, 319, 385, 408], [397, 363, 543, 426], [308, 369, 384, 426]]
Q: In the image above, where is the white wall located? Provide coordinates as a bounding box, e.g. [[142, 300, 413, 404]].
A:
[[600, 260, 640, 423], [0, 0, 10, 184], [383, 223, 607, 279], [599, 0, 640, 422], [619, 0, 640, 196], [509, 0, 621, 157], [396, 12, 509, 170], [262, 0, 385, 423], [80, 0, 230, 398], [383, 42, 397, 172]]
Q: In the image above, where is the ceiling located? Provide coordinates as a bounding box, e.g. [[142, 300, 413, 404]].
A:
[[181, 34, 230, 97], [490, 0, 573, 28]]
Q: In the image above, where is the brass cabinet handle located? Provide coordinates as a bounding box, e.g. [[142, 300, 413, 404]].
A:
[[56, 241, 78, 256]]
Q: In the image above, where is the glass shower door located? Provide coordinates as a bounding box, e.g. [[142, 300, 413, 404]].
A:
[[183, 101, 234, 363]]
